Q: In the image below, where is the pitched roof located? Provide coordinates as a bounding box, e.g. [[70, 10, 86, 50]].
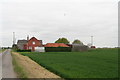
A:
[[44, 43, 69, 47], [28, 37, 42, 43], [28, 37, 37, 41], [17, 37, 42, 45], [17, 40, 27, 44]]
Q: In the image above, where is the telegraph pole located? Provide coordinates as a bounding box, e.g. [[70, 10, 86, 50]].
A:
[[91, 36, 93, 46], [13, 32, 15, 45]]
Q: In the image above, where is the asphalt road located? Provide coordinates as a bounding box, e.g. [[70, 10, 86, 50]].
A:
[[1, 49, 17, 78]]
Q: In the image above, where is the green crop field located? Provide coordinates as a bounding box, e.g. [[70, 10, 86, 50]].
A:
[[20, 48, 118, 78]]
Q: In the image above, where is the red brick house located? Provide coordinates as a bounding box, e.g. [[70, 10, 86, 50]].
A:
[[44, 43, 69, 47], [17, 36, 43, 51]]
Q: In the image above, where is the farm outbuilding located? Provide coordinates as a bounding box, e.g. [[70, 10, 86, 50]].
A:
[[44, 43, 71, 52], [70, 44, 89, 52], [91, 46, 96, 48], [35, 47, 45, 52], [44, 43, 69, 47]]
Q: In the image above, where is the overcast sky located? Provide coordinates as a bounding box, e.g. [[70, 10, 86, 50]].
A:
[[0, 0, 119, 47]]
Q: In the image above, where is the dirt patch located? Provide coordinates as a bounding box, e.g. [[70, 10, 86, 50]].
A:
[[12, 52, 61, 78]]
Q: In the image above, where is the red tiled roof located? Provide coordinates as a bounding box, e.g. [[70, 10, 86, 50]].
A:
[[44, 43, 69, 47]]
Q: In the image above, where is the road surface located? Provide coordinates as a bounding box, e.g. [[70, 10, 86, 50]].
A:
[[0, 50, 2, 79], [1, 49, 17, 78]]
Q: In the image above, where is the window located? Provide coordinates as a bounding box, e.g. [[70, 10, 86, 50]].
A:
[[32, 41, 35, 44]]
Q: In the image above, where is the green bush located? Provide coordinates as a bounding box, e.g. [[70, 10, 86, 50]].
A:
[[45, 47, 71, 52], [16, 49, 31, 52]]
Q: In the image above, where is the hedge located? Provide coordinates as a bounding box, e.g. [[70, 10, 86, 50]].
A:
[[45, 47, 71, 52], [16, 49, 31, 52]]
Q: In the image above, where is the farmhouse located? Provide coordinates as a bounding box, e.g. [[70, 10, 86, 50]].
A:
[[17, 36, 43, 51], [44, 43, 69, 47]]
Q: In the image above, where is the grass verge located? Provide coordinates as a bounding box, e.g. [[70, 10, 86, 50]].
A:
[[11, 52, 28, 79], [0, 49, 5, 53]]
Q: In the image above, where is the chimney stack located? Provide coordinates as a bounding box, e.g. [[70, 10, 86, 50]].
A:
[[27, 35, 29, 41]]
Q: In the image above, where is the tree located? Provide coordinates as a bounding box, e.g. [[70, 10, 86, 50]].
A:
[[55, 37, 70, 44], [72, 39, 84, 45], [12, 44, 18, 50]]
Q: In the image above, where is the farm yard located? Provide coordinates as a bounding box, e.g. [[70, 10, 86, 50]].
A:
[[19, 48, 118, 78]]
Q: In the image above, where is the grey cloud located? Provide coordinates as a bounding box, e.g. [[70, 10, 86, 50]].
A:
[[0, 0, 118, 47]]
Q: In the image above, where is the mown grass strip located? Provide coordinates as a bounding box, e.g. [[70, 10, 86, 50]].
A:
[[11, 52, 28, 80]]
